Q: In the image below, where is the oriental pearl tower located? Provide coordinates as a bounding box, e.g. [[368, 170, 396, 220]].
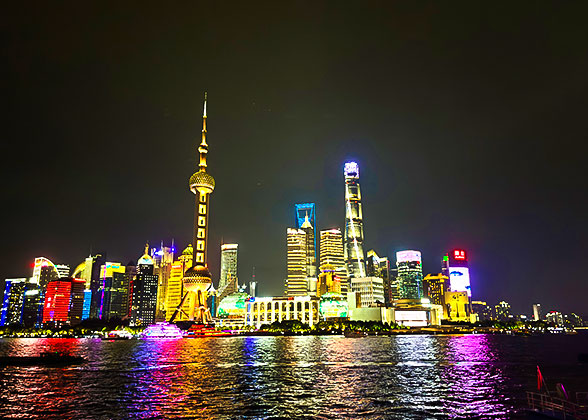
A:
[[181, 92, 215, 323]]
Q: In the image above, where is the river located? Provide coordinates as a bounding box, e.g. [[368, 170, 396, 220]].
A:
[[1, 333, 587, 419]]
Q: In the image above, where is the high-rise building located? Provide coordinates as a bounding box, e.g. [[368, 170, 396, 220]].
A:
[[74, 253, 108, 319], [32, 257, 59, 288], [249, 266, 257, 297], [343, 162, 366, 279], [154, 242, 174, 322], [131, 245, 158, 326], [546, 311, 564, 326], [445, 291, 472, 322], [22, 280, 41, 327], [69, 278, 86, 326], [180, 93, 215, 323], [423, 273, 448, 307], [286, 228, 308, 296], [472, 301, 492, 321], [350, 277, 385, 307], [319, 228, 349, 293], [532, 303, 542, 321], [447, 249, 472, 297], [55, 264, 70, 279], [317, 264, 341, 297], [42, 278, 85, 327], [295, 204, 317, 278], [98, 262, 130, 320], [219, 244, 238, 292], [396, 250, 423, 300], [1, 278, 27, 326], [366, 250, 390, 304], [495, 301, 512, 321]]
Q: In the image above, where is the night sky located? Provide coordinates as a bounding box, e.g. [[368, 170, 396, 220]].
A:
[[2, 2, 587, 315]]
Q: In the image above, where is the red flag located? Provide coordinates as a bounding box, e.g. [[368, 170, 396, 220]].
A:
[[537, 366, 543, 391]]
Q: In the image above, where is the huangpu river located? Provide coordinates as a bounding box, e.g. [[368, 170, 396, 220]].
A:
[[1, 333, 587, 419]]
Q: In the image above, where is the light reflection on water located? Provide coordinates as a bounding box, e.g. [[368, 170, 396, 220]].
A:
[[1, 334, 587, 419]]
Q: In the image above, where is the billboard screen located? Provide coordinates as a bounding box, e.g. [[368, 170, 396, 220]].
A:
[[449, 267, 471, 296], [396, 250, 422, 264]]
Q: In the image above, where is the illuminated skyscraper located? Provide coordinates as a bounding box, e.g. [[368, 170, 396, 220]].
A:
[[295, 203, 317, 277], [98, 262, 130, 320], [350, 276, 385, 307], [317, 264, 341, 297], [532, 303, 542, 321], [154, 242, 174, 321], [219, 244, 238, 291], [447, 249, 472, 297], [22, 280, 41, 327], [286, 228, 308, 296], [42, 278, 85, 327], [472, 301, 492, 321], [495, 301, 512, 321], [423, 273, 449, 307], [396, 250, 423, 300], [180, 93, 215, 323], [131, 245, 158, 326], [319, 228, 348, 293], [343, 162, 366, 278], [165, 245, 192, 322], [1, 278, 27, 326], [366, 250, 391, 304]]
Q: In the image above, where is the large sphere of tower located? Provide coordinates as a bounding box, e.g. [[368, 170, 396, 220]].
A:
[[182, 265, 212, 292], [189, 170, 215, 195]]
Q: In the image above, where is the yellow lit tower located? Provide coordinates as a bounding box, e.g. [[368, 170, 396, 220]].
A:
[[180, 93, 216, 323]]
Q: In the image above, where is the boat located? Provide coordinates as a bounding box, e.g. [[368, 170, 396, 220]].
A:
[[141, 322, 184, 339], [101, 330, 134, 340], [526, 366, 588, 419], [0, 352, 85, 367], [344, 330, 368, 338], [184, 324, 232, 338]]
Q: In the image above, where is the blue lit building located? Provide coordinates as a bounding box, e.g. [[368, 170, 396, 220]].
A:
[[1, 278, 27, 326]]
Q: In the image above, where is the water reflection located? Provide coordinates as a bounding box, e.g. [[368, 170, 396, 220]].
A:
[[1, 335, 586, 418]]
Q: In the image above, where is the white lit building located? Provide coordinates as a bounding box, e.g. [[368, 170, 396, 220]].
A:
[[219, 244, 238, 291], [350, 276, 384, 307], [245, 296, 320, 329]]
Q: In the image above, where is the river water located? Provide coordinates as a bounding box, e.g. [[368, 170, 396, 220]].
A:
[[1, 333, 587, 419]]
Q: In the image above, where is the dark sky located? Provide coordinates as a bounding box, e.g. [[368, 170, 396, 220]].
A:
[[2, 2, 587, 315]]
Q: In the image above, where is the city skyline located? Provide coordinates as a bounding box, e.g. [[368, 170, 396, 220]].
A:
[[3, 3, 587, 316]]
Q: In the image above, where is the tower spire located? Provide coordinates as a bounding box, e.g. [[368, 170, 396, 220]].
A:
[[198, 92, 208, 171]]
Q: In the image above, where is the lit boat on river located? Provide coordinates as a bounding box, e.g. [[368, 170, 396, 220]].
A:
[[141, 322, 184, 339], [184, 324, 232, 338]]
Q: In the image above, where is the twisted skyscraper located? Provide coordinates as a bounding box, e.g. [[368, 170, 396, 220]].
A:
[[343, 162, 366, 279]]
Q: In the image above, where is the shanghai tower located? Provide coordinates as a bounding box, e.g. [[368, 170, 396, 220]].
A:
[[343, 161, 366, 279]]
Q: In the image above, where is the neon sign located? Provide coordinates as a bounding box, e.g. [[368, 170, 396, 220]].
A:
[[453, 249, 467, 260]]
